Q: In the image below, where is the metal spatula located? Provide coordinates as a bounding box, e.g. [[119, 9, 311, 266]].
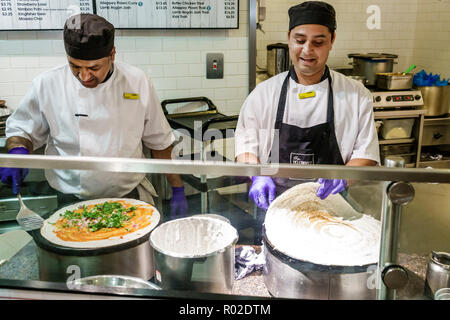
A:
[[16, 194, 44, 231]]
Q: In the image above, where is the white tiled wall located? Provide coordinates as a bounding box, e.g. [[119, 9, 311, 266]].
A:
[[0, 2, 249, 115], [257, 0, 449, 79], [2, 1, 449, 115], [414, 0, 450, 78]]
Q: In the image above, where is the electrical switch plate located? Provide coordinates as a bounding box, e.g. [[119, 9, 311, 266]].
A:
[[206, 53, 224, 79]]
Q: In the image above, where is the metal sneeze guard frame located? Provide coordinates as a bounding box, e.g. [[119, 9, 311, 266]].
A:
[[0, 154, 449, 183]]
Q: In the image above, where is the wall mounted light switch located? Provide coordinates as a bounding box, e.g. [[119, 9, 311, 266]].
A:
[[206, 53, 224, 79]]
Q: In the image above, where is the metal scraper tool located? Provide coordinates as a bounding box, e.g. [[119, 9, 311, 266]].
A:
[[16, 193, 44, 231]]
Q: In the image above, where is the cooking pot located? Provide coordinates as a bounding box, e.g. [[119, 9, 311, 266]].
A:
[[348, 53, 398, 86], [31, 229, 157, 283], [424, 251, 450, 299], [376, 72, 413, 90], [31, 201, 160, 283], [149, 216, 238, 294], [262, 227, 377, 300], [417, 85, 450, 117]]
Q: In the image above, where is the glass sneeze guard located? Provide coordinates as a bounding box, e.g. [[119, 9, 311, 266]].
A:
[[0, 154, 449, 300]]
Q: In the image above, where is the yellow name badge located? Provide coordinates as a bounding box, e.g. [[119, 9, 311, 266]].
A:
[[299, 91, 316, 100], [123, 93, 140, 100]]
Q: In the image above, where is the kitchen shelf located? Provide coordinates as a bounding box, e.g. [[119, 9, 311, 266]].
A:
[[378, 138, 415, 145], [419, 158, 450, 169], [374, 109, 426, 120], [423, 115, 450, 124]]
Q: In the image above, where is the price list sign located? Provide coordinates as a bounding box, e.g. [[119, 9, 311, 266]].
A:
[[0, 0, 93, 30], [96, 0, 239, 29], [0, 0, 238, 30]]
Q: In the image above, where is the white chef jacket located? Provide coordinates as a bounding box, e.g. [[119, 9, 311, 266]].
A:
[[235, 69, 380, 165], [6, 61, 175, 199]]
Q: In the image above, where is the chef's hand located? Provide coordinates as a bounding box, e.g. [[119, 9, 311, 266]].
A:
[[0, 147, 30, 195], [170, 186, 188, 219], [249, 176, 276, 210], [316, 178, 347, 200]]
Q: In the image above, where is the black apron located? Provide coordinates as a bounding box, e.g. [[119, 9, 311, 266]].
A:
[[270, 65, 344, 193]]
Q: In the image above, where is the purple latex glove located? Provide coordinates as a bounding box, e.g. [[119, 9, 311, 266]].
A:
[[316, 178, 347, 200], [249, 176, 276, 210], [170, 186, 188, 219], [0, 147, 29, 195]]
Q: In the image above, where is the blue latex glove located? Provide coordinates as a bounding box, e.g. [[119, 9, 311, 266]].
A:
[[316, 178, 347, 200], [0, 147, 30, 195], [170, 186, 188, 219], [249, 176, 276, 210]]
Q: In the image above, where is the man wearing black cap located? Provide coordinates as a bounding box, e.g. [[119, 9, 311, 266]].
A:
[[235, 2, 379, 211], [1, 14, 188, 218]]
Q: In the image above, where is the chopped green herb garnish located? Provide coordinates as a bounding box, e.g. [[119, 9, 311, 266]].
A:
[[60, 201, 138, 232]]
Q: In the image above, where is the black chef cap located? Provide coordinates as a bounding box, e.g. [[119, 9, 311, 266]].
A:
[[289, 1, 336, 32], [64, 14, 115, 60]]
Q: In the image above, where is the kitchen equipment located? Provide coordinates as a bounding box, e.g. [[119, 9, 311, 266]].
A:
[[161, 97, 244, 213], [376, 73, 413, 90], [16, 193, 44, 231], [30, 202, 161, 282], [379, 144, 414, 155], [375, 120, 383, 133], [347, 75, 367, 86], [421, 117, 450, 146], [0, 114, 9, 137], [348, 53, 398, 86], [434, 288, 450, 300], [191, 213, 231, 224], [380, 118, 415, 139], [424, 251, 450, 299], [262, 227, 376, 299], [379, 144, 415, 165], [371, 89, 424, 110], [262, 182, 379, 300], [67, 275, 161, 295], [403, 64, 416, 75], [416, 85, 450, 117], [332, 66, 354, 76], [149, 216, 238, 294], [266, 43, 291, 77], [448, 86, 450, 115], [0, 194, 57, 224]]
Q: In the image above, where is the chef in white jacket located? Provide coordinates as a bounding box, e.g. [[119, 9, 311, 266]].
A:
[[1, 14, 188, 218], [235, 1, 380, 212]]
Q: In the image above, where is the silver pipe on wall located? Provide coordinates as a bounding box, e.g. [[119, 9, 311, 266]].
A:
[[248, 0, 257, 93]]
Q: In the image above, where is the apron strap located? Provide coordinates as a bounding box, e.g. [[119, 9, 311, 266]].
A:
[[274, 66, 334, 131]]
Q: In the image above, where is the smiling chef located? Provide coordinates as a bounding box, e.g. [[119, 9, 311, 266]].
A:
[[235, 1, 380, 211], [0, 13, 188, 218]]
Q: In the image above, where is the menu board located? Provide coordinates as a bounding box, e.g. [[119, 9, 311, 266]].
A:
[[0, 0, 93, 30], [0, 0, 239, 30]]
